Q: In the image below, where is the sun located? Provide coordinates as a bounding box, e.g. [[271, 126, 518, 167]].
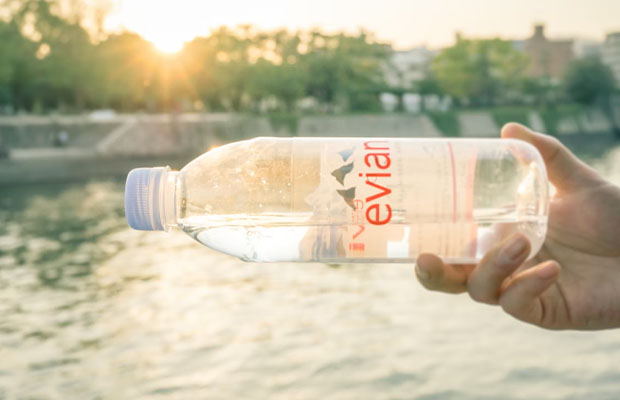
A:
[[110, 1, 207, 55], [150, 35, 186, 54]]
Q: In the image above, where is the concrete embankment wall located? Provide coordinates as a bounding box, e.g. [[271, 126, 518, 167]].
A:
[[1, 110, 616, 156], [0, 112, 617, 185], [0, 114, 445, 157], [1, 111, 618, 149]]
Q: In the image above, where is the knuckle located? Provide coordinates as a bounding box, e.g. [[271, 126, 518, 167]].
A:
[[499, 296, 526, 317], [417, 274, 453, 293], [466, 267, 503, 305], [418, 276, 441, 291], [468, 288, 498, 305], [478, 249, 505, 272], [547, 135, 562, 149], [480, 250, 521, 283]]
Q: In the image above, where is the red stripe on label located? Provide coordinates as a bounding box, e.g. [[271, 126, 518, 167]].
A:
[[465, 149, 478, 257], [447, 142, 457, 223]]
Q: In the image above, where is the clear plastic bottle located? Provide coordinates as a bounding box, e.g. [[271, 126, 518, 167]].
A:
[[125, 137, 549, 263]]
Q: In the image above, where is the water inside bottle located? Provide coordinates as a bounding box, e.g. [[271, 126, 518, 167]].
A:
[[181, 209, 546, 264]]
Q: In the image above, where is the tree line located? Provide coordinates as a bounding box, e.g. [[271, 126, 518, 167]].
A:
[[0, 0, 616, 114], [0, 0, 391, 113]]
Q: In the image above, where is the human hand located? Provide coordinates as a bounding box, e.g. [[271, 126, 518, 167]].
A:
[[415, 123, 620, 330]]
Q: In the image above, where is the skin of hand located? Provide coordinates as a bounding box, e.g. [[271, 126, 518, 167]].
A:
[[415, 123, 620, 330]]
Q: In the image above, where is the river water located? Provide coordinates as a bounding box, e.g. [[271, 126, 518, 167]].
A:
[[1, 140, 620, 400]]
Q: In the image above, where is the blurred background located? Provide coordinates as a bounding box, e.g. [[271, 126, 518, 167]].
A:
[[1, 0, 620, 399]]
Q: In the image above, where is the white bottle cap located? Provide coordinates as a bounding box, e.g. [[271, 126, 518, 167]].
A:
[[124, 167, 168, 231]]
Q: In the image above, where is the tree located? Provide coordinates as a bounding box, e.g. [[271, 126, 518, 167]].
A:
[[256, 30, 307, 111], [247, 60, 307, 112], [12, 0, 98, 110], [432, 38, 528, 106], [564, 57, 616, 105], [301, 30, 388, 112], [0, 2, 391, 115], [206, 26, 258, 111], [0, 19, 37, 111], [520, 77, 558, 106], [95, 32, 159, 110], [415, 76, 442, 112]]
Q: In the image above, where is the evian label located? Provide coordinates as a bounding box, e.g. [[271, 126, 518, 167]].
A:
[[335, 140, 395, 256], [303, 139, 406, 259], [301, 138, 479, 262]]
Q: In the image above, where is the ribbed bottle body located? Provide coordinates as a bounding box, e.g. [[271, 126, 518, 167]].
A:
[[174, 137, 548, 263]]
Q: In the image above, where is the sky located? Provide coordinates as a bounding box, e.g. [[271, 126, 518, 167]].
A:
[[104, 0, 620, 52]]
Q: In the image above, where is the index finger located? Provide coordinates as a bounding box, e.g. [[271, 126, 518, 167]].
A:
[[415, 253, 475, 294], [501, 123, 600, 192]]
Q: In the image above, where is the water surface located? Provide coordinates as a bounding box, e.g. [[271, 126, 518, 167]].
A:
[[1, 142, 620, 399]]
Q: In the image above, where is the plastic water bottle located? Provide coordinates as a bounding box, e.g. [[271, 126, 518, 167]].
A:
[[125, 137, 548, 263]]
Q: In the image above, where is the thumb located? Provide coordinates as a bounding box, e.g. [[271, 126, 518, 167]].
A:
[[501, 123, 600, 192]]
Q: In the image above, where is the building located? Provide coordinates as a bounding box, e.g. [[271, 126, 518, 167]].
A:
[[523, 24, 574, 81], [602, 32, 620, 86], [380, 47, 438, 113], [382, 47, 434, 90], [573, 40, 602, 59]]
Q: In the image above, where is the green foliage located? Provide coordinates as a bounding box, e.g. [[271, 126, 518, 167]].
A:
[[94, 32, 159, 110], [415, 77, 441, 95], [413, 77, 442, 112], [426, 111, 460, 137], [0, 3, 389, 114], [432, 38, 528, 106], [299, 30, 388, 112], [267, 111, 299, 135], [347, 91, 382, 112], [564, 57, 616, 105], [520, 77, 558, 105], [0, 17, 38, 110], [2, 2, 608, 119], [538, 104, 584, 135]]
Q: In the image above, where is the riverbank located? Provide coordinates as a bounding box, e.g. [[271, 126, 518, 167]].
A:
[[0, 109, 617, 154], [0, 111, 618, 186], [0, 154, 195, 187], [1, 133, 617, 187]]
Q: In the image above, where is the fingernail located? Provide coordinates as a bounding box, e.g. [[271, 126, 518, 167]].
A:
[[537, 262, 559, 279], [415, 264, 430, 281], [502, 235, 527, 261]]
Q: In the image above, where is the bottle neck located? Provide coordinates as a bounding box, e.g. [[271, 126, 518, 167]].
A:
[[160, 169, 179, 231]]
